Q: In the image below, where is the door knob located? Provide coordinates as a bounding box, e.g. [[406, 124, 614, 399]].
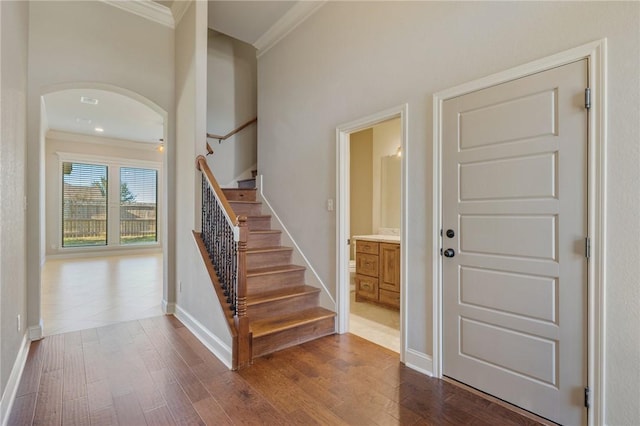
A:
[[443, 248, 455, 258]]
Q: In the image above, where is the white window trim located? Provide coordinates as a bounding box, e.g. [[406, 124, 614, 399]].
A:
[[56, 152, 163, 253]]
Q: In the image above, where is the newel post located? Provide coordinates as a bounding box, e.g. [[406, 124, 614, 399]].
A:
[[235, 216, 252, 368]]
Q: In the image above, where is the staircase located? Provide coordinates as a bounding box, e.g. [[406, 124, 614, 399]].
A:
[[221, 187, 336, 359]]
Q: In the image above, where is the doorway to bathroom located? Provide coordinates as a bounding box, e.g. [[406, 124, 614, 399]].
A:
[[336, 105, 407, 359]]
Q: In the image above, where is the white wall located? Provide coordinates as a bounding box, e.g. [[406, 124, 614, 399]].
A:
[[0, 0, 28, 410], [371, 118, 401, 233], [206, 30, 257, 186], [26, 0, 175, 336], [174, 2, 233, 363], [257, 2, 640, 424], [44, 133, 163, 256]]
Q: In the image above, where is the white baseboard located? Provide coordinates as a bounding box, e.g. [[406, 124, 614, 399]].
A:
[[1, 335, 30, 426], [404, 348, 433, 377], [174, 305, 232, 370], [28, 322, 43, 341], [162, 300, 176, 314]]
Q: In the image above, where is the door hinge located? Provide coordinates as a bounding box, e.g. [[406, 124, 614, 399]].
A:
[[347, 238, 351, 245], [585, 237, 591, 259], [585, 88, 591, 110], [584, 386, 591, 408]]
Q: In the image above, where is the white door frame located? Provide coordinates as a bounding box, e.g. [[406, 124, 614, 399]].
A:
[[432, 40, 607, 425], [336, 104, 408, 362]]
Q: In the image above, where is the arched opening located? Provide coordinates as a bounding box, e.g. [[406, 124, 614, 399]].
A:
[[35, 84, 170, 336]]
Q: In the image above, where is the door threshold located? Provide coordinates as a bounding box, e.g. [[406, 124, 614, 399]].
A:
[[442, 376, 559, 426]]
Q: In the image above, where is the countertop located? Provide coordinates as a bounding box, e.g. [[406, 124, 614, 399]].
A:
[[353, 234, 400, 244]]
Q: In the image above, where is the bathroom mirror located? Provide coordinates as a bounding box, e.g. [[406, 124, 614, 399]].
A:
[[380, 155, 401, 229]]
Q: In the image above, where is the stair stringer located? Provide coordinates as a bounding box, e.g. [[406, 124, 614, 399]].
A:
[[255, 175, 337, 319]]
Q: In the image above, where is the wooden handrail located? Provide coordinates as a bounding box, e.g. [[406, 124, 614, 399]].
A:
[[196, 155, 238, 226], [207, 117, 257, 143]]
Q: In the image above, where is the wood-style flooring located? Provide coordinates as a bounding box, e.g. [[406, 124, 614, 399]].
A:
[[8, 315, 544, 425]]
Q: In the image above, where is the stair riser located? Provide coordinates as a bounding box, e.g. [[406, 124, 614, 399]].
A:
[[246, 217, 271, 231], [247, 270, 305, 294], [247, 250, 292, 269], [248, 292, 320, 322], [252, 317, 335, 358], [248, 232, 281, 249], [229, 202, 262, 216], [222, 189, 257, 201]]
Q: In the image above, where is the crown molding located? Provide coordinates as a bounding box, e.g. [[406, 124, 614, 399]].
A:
[[102, 0, 175, 29], [254, 1, 326, 58], [47, 129, 161, 152], [171, 0, 191, 26]]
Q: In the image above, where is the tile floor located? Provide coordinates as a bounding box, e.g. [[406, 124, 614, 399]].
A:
[[41, 253, 164, 336], [349, 285, 401, 353]]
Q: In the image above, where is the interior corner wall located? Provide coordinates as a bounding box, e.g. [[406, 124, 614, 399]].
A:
[[175, 1, 232, 353], [0, 0, 28, 402], [206, 30, 257, 186], [256, 3, 640, 424], [349, 128, 373, 260], [26, 0, 175, 335]]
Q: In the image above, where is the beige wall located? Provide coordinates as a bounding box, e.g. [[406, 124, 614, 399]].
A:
[[0, 0, 28, 403], [257, 3, 640, 423], [174, 1, 233, 363], [349, 128, 373, 259], [44, 133, 163, 256], [207, 30, 257, 186]]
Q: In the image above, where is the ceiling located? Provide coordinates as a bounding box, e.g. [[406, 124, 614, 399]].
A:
[[207, 1, 297, 45], [44, 89, 164, 144], [44, 1, 299, 144]]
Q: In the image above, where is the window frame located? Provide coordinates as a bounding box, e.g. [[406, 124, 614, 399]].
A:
[[56, 152, 162, 253]]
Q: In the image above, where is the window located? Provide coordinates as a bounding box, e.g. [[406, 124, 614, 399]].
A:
[[120, 167, 157, 244], [60, 158, 160, 250], [62, 162, 108, 247]]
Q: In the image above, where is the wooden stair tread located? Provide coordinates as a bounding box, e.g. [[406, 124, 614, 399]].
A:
[[247, 246, 292, 254], [247, 285, 319, 306], [249, 230, 280, 235], [228, 200, 261, 205], [251, 307, 335, 338], [247, 264, 305, 276]]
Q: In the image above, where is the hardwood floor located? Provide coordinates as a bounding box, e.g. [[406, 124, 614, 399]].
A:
[[8, 315, 544, 425]]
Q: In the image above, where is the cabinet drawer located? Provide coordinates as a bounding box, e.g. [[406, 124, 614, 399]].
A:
[[356, 253, 378, 277], [379, 289, 400, 309], [355, 275, 378, 301], [356, 240, 379, 255]]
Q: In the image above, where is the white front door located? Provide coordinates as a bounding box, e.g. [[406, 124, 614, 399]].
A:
[[442, 60, 588, 425]]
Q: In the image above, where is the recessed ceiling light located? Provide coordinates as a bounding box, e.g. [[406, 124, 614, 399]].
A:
[[75, 117, 92, 124], [80, 96, 99, 105], [94, 127, 104, 133]]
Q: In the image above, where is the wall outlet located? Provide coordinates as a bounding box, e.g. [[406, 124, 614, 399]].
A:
[[327, 199, 334, 211], [17, 314, 21, 332]]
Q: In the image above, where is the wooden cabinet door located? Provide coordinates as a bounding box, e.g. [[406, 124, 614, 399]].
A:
[[379, 243, 400, 292]]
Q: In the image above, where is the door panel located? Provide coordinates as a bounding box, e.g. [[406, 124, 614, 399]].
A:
[[442, 60, 588, 425]]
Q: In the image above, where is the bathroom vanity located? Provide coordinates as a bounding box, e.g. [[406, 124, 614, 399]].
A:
[[353, 235, 400, 309]]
